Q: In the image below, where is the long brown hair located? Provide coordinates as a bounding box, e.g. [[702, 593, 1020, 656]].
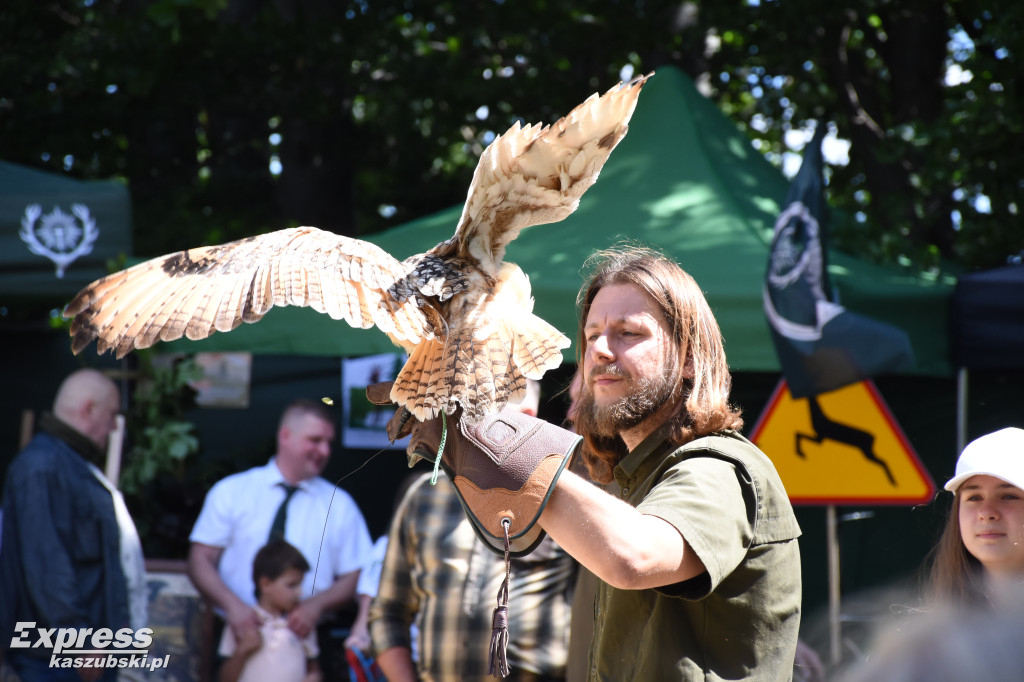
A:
[[925, 490, 986, 607], [572, 245, 743, 483]]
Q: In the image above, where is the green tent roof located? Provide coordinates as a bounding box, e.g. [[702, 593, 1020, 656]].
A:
[[166, 66, 953, 375], [0, 161, 133, 300]]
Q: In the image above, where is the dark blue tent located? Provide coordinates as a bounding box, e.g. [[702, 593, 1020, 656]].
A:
[[952, 264, 1024, 369], [951, 263, 1024, 449]]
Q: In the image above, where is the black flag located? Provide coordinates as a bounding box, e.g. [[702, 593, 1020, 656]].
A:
[[763, 125, 913, 398]]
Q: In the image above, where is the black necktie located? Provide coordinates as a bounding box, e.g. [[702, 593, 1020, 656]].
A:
[[268, 483, 299, 542]]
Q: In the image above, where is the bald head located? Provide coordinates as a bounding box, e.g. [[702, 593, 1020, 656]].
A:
[[53, 369, 120, 449]]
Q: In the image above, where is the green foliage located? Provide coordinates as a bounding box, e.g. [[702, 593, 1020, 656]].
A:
[[1, 0, 1020, 269], [119, 354, 202, 495], [696, 0, 1023, 270], [115, 353, 209, 558]]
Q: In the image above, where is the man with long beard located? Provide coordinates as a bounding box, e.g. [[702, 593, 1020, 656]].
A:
[[544, 245, 802, 681], [385, 245, 802, 682]]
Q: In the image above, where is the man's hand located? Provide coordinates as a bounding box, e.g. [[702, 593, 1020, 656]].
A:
[[344, 624, 371, 653], [287, 599, 322, 639], [225, 601, 261, 642], [236, 628, 263, 657], [367, 381, 582, 556], [189, 542, 262, 640]]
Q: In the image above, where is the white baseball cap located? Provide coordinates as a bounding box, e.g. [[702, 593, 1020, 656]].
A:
[[944, 427, 1024, 492]]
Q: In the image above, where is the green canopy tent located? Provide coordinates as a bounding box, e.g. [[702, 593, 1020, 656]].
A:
[[0, 161, 132, 483], [166, 66, 953, 377], [0, 161, 134, 301]]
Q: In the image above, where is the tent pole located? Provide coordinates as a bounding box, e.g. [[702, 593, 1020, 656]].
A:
[[104, 414, 126, 487], [827, 504, 841, 666], [19, 409, 35, 449], [956, 367, 968, 453]]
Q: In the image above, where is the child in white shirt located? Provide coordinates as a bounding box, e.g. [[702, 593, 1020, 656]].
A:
[[219, 540, 321, 682]]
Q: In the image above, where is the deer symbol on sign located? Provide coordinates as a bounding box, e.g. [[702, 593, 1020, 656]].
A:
[[795, 395, 896, 486]]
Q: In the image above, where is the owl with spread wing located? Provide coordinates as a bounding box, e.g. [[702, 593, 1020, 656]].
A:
[[65, 74, 650, 423]]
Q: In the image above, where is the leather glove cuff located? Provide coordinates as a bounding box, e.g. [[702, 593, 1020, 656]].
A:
[[453, 409, 580, 557], [365, 380, 581, 557], [411, 409, 581, 557]]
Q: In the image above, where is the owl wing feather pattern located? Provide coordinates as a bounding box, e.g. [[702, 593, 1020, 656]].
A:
[[392, 78, 650, 420], [452, 74, 649, 270], [66, 75, 650, 422], [65, 226, 432, 359]]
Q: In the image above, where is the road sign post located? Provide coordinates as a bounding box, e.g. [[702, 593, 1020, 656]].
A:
[[751, 378, 936, 667]]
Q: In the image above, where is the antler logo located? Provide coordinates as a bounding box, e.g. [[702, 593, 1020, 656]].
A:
[[767, 201, 822, 292], [19, 203, 99, 278], [763, 200, 843, 342]]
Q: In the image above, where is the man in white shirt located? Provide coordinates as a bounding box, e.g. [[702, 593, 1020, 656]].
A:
[[188, 399, 372, 676]]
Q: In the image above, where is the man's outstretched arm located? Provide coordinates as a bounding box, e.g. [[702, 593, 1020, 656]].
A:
[[540, 470, 705, 590]]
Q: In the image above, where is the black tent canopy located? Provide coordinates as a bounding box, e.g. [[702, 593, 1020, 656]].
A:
[[952, 264, 1024, 369], [951, 263, 1024, 450]]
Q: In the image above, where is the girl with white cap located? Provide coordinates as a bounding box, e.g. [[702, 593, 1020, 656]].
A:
[[927, 427, 1024, 606]]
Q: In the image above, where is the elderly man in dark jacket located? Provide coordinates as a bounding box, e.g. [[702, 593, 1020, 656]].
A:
[[1, 369, 141, 682]]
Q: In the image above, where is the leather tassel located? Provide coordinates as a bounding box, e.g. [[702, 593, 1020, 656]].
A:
[[489, 603, 510, 677], [488, 518, 513, 678]]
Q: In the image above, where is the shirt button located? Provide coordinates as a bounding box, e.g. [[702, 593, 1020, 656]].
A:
[[622, 487, 629, 496]]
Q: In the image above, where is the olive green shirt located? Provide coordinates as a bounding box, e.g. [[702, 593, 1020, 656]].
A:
[[586, 428, 802, 681]]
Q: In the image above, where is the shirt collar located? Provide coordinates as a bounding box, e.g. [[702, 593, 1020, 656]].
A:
[[615, 422, 674, 481], [253, 604, 284, 624], [39, 412, 104, 465], [263, 457, 310, 492]]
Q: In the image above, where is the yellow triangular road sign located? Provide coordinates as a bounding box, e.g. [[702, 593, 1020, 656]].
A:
[[750, 379, 935, 505]]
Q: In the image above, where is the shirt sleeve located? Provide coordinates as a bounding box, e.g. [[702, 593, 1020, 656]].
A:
[[189, 478, 235, 548], [356, 536, 389, 598], [368, 496, 419, 653], [217, 624, 237, 658], [327, 491, 374, 578], [303, 627, 320, 659], [636, 457, 754, 598]]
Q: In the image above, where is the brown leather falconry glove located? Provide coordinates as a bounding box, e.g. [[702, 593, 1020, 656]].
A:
[[365, 381, 581, 557], [367, 381, 581, 678]]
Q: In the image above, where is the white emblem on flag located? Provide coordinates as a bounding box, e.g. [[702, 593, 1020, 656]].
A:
[[19, 203, 100, 278], [764, 201, 843, 342]]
